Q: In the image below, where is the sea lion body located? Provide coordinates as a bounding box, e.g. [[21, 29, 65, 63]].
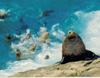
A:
[[38, 27, 50, 43], [61, 31, 98, 64], [0, 9, 10, 20], [38, 10, 54, 19], [16, 49, 21, 60], [39, 32, 49, 43], [42, 10, 54, 17], [62, 32, 86, 56], [5, 34, 14, 42], [28, 43, 36, 51]]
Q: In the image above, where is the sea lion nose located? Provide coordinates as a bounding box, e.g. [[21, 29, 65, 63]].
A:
[[68, 32, 75, 36]]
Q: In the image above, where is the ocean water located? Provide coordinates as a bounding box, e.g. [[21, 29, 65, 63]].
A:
[[0, 0, 100, 76]]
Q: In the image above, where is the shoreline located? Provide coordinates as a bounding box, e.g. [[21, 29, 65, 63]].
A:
[[11, 58, 100, 77]]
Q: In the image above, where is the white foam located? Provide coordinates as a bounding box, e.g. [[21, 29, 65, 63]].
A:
[[75, 10, 100, 55], [0, 26, 63, 77], [0, 42, 62, 77], [0, 59, 48, 77], [34, 42, 62, 64], [51, 23, 65, 41]]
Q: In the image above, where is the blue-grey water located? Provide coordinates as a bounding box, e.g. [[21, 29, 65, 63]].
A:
[[0, 0, 100, 76]]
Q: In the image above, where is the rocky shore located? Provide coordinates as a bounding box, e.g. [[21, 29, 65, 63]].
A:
[[11, 58, 100, 77], [9, 31, 100, 77]]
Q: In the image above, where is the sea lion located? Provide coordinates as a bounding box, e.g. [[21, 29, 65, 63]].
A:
[[28, 43, 36, 51], [42, 10, 54, 16], [5, 34, 14, 42], [38, 10, 54, 19], [0, 9, 10, 21], [16, 49, 21, 60], [39, 32, 49, 43], [38, 27, 50, 43], [61, 31, 98, 64], [45, 55, 50, 59]]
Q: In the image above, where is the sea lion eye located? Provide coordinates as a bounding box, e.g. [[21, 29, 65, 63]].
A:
[[68, 32, 71, 34]]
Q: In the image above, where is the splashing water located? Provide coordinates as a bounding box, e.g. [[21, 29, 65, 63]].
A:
[[74, 10, 100, 55], [1, 10, 100, 77], [0, 0, 100, 77], [0, 25, 63, 77]]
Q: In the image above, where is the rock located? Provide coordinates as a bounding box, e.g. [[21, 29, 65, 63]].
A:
[[11, 58, 100, 77]]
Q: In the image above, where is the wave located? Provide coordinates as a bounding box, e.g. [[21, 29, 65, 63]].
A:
[[0, 24, 63, 77], [74, 10, 100, 55]]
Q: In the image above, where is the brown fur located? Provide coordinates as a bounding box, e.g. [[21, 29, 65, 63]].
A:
[[61, 31, 98, 64], [62, 32, 86, 56]]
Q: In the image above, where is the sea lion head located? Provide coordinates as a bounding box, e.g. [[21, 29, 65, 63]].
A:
[[0, 9, 9, 19], [16, 49, 21, 60], [5, 34, 14, 42], [62, 31, 86, 56], [67, 31, 77, 41]]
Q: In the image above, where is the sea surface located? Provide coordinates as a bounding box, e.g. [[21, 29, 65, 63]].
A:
[[0, 0, 100, 76]]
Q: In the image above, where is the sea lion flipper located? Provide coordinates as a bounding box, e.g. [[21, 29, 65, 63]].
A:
[[60, 57, 65, 64], [84, 50, 99, 60]]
